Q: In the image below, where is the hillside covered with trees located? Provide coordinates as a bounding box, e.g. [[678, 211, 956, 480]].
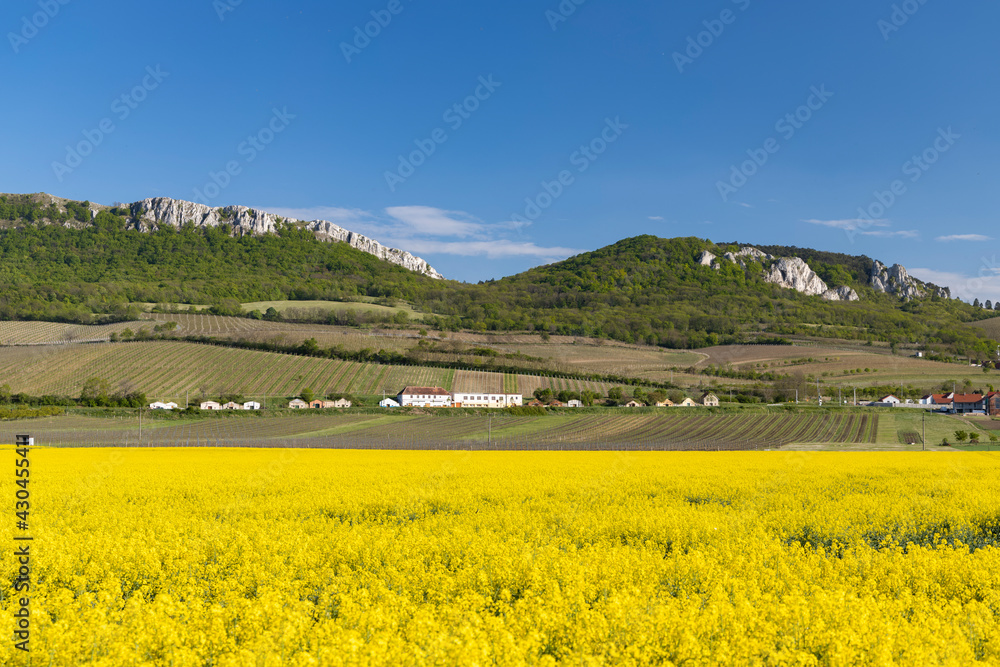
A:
[[0, 195, 996, 358]]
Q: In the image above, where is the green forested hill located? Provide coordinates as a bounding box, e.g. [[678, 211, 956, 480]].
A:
[[0, 196, 995, 357]]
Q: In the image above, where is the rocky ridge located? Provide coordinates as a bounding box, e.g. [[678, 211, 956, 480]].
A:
[[697, 244, 945, 303], [869, 260, 949, 299], [127, 198, 444, 279]]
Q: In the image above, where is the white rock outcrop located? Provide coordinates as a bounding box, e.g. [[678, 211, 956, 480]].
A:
[[697, 250, 719, 269], [869, 260, 926, 300], [763, 258, 829, 297], [129, 197, 444, 279], [821, 286, 860, 302], [723, 247, 773, 267]]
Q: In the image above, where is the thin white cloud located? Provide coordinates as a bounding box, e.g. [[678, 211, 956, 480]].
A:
[[910, 268, 1000, 303], [738, 202, 753, 209], [803, 218, 890, 231], [385, 239, 584, 260], [860, 230, 920, 239], [385, 206, 486, 239], [259, 203, 577, 263], [648, 215, 664, 221], [936, 234, 993, 242]]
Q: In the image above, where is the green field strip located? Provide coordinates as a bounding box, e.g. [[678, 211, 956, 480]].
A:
[[262, 354, 316, 396], [341, 362, 369, 394], [295, 358, 341, 396], [311, 359, 349, 395], [294, 415, 415, 438], [366, 365, 391, 395], [124, 343, 197, 394]]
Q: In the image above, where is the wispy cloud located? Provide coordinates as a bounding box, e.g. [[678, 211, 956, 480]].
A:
[[385, 206, 486, 239], [648, 215, 664, 221], [260, 204, 582, 261], [936, 234, 993, 242], [738, 202, 753, 209], [859, 229, 920, 239], [910, 267, 1000, 303], [386, 239, 583, 260], [803, 218, 889, 231]]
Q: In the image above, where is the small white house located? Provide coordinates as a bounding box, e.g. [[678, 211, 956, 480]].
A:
[[380, 398, 401, 408], [567, 399, 583, 408], [243, 401, 261, 410], [200, 401, 222, 411], [222, 401, 243, 410], [398, 387, 453, 408], [877, 395, 901, 405], [288, 399, 308, 409], [149, 401, 178, 410], [331, 398, 352, 408]]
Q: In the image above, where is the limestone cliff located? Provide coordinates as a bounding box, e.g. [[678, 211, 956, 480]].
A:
[[128, 197, 444, 279]]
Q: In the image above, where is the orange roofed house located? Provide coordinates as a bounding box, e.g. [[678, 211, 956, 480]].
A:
[[989, 392, 999, 416], [951, 394, 986, 415]]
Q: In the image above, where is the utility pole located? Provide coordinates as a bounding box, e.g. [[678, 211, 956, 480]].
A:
[[817, 380, 822, 407], [854, 387, 857, 406], [138, 407, 143, 447], [795, 389, 798, 404], [922, 410, 925, 451]]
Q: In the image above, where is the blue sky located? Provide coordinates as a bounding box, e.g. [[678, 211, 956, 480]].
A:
[[3, 0, 998, 300]]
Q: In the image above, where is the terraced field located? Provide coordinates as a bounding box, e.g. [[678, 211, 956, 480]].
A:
[[3, 411, 879, 451], [0, 342, 629, 402], [0, 320, 146, 346]]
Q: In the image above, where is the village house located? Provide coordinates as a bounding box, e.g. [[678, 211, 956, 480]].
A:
[[243, 401, 261, 410], [951, 394, 986, 414], [919, 393, 953, 407], [149, 401, 178, 410], [398, 387, 453, 408], [701, 392, 720, 407], [331, 398, 352, 408], [623, 400, 645, 408], [380, 398, 401, 408], [288, 399, 308, 409], [675, 398, 698, 407], [200, 401, 222, 411], [654, 399, 674, 407], [222, 401, 243, 410], [451, 393, 523, 408], [566, 399, 583, 408], [873, 395, 901, 407]]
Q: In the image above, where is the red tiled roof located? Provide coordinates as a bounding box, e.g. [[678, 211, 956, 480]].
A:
[[400, 387, 451, 396], [952, 394, 984, 404]]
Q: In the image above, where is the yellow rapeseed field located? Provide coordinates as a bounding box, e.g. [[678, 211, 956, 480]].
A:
[[2, 448, 1000, 665]]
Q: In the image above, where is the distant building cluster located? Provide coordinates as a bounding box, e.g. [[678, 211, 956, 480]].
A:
[[288, 398, 353, 409], [148, 401, 262, 410]]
